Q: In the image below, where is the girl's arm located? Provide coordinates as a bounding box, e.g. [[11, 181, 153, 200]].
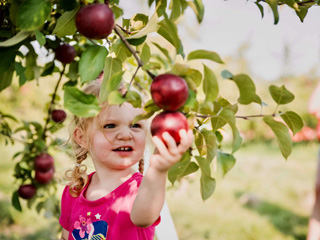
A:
[[131, 129, 194, 227], [59, 228, 69, 240]]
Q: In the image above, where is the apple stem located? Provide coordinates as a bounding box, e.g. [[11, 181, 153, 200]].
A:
[[42, 64, 66, 141]]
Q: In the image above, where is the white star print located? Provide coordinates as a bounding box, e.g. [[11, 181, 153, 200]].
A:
[[95, 213, 101, 220]]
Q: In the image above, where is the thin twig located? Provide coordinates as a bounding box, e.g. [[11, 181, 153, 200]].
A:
[[42, 65, 66, 140], [116, 24, 131, 35], [196, 113, 276, 120], [114, 25, 143, 67]]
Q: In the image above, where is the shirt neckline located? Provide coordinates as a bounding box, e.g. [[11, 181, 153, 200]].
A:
[[79, 172, 141, 205]]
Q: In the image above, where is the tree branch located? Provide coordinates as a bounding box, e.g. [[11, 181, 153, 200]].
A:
[[196, 113, 276, 120], [42, 64, 66, 140]]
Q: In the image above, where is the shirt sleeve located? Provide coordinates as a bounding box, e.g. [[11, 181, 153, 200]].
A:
[[59, 185, 71, 231]]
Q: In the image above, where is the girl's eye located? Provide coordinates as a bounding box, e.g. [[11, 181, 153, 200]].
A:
[[131, 123, 141, 128], [104, 124, 116, 129]]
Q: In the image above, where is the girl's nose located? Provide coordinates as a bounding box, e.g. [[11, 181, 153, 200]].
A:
[[116, 127, 133, 140]]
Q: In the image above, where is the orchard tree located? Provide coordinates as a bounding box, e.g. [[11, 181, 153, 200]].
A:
[[0, 0, 313, 217]]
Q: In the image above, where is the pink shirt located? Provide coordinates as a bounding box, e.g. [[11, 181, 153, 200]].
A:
[[59, 172, 160, 240]]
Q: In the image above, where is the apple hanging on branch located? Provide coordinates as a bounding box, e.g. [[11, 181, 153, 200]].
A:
[[151, 74, 189, 111], [75, 3, 115, 40]]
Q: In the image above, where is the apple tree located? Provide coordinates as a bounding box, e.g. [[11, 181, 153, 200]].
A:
[[0, 0, 312, 217]]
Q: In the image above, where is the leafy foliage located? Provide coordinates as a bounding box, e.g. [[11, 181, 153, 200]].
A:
[[0, 0, 311, 216]]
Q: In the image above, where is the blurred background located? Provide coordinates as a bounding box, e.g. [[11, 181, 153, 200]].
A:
[[1, 1, 320, 239]]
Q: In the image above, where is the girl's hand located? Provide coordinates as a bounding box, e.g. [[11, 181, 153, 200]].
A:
[[150, 129, 194, 173]]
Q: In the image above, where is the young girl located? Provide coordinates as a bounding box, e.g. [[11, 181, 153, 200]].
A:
[[59, 80, 194, 240]]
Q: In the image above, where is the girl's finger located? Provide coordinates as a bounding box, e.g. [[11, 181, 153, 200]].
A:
[[162, 132, 179, 155], [152, 135, 171, 159]]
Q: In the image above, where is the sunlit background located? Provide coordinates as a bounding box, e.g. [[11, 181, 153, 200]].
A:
[[1, 1, 320, 239]]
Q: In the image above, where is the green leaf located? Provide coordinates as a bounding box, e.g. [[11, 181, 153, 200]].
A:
[[0, 47, 18, 74], [0, 64, 15, 92], [203, 64, 219, 102], [188, 0, 205, 23], [110, 40, 132, 62], [218, 108, 242, 153], [35, 30, 46, 47], [99, 57, 122, 100], [263, 116, 292, 159], [17, 0, 52, 30], [100, 71, 124, 102], [280, 111, 303, 135], [217, 151, 236, 177], [227, 74, 261, 105], [107, 90, 126, 105], [201, 129, 217, 163], [127, 36, 147, 46], [195, 156, 216, 201], [79, 45, 108, 84], [156, 0, 167, 17], [157, 16, 184, 57], [130, 13, 149, 31], [168, 152, 199, 185], [269, 85, 295, 105], [127, 10, 159, 39], [0, 30, 32, 47], [188, 50, 224, 64], [132, 101, 159, 123], [52, 6, 79, 38], [170, 0, 182, 21], [12, 190, 22, 212], [64, 86, 101, 117], [126, 90, 142, 108], [140, 43, 151, 65], [152, 42, 173, 64], [221, 69, 233, 79], [266, 0, 279, 24], [254, 2, 264, 18], [295, 5, 309, 22]]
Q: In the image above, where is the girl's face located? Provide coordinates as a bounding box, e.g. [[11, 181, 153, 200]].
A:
[[88, 102, 147, 171]]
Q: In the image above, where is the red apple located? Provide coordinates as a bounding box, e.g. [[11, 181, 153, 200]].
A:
[[35, 167, 55, 184], [34, 153, 54, 172], [151, 111, 189, 144], [18, 184, 37, 199], [51, 109, 67, 123], [55, 43, 76, 64], [151, 74, 189, 111], [75, 3, 114, 39]]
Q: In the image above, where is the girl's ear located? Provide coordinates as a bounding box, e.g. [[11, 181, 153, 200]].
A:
[[73, 127, 87, 148]]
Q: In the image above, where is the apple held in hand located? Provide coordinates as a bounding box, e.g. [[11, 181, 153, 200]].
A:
[[34, 153, 54, 172], [35, 167, 55, 184], [55, 43, 76, 64], [52, 109, 67, 123], [18, 184, 37, 199], [151, 111, 189, 144], [76, 3, 114, 39], [151, 74, 189, 111]]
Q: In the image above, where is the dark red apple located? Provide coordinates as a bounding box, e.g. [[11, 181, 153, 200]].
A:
[[51, 109, 67, 123], [35, 167, 55, 184], [18, 184, 37, 199], [55, 43, 76, 64], [151, 111, 189, 144], [34, 153, 54, 172], [75, 3, 114, 39], [151, 74, 189, 111]]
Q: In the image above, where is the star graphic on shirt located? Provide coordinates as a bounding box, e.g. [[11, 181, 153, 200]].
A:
[[95, 213, 101, 220], [87, 212, 91, 216]]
